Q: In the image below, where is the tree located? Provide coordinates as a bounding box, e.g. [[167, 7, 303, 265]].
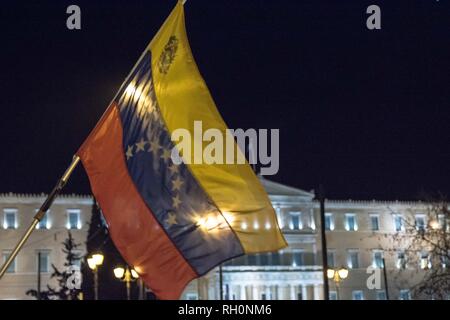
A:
[[81, 198, 133, 300], [27, 231, 82, 300], [378, 196, 449, 299]]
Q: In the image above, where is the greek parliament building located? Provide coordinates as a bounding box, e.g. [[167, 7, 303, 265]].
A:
[[0, 178, 440, 300]]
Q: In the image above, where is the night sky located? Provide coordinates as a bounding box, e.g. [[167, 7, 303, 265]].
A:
[[0, 1, 448, 200]]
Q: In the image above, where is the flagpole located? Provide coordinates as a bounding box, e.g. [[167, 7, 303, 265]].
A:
[[0, 155, 80, 279]]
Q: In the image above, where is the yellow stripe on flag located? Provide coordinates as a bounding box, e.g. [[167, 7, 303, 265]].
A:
[[148, 2, 287, 253]]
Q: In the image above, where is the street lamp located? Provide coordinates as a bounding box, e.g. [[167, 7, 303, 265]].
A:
[[87, 252, 104, 300], [327, 266, 348, 300], [114, 265, 139, 300]]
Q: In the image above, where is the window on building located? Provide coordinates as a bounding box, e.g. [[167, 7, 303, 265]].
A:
[[310, 209, 316, 230], [3, 209, 17, 229], [280, 251, 292, 266], [67, 209, 81, 230], [394, 215, 404, 232], [396, 251, 406, 269], [37, 251, 50, 273], [420, 252, 431, 270], [348, 250, 360, 269], [270, 252, 280, 265], [370, 215, 380, 231], [415, 214, 426, 232], [274, 206, 282, 228], [260, 253, 269, 266], [329, 291, 338, 300], [289, 212, 302, 230], [2, 251, 15, 273], [437, 214, 444, 229], [345, 214, 357, 231], [399, 290, 411, 300], [440, 215, 450, 231], [327, 251, 336, 268], [73, 250, 82, 268], [292, 251, 304, 266], [441, 255, 448, 269], [247, 254, 257, 265], [36, 210, 49, 230], [352, 290, 364, 300], [325, 213, 334, 231], [376, 290, 387, 300], [373, 250, 384, 268], [186, 293, 198, 300]]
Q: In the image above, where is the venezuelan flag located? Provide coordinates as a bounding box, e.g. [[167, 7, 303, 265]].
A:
[[77, 1, 287, 299]]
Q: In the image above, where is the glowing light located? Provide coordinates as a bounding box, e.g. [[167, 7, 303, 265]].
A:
[[205, 216, 219, 230], [430, 219, 440, 230], [241, 222, 248, 230], [92, 253, 104, 266], [124, 82, 136, 99], [338, 267, 349, 279], [196, 214, 227, 232], [134, 266, 143, 274], [222, 212, 235, 224], [87, 258, 97, 270], [327, 269, 335, 279], [114, 267, 125, 279], [131, 269, 139, 279], [265, 222, 271, 230], [133, 83, 144, 103], [253, 221, 259, 230]]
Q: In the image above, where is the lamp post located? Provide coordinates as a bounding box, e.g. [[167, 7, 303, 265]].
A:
[[327, 267, 348, 300], [87, 253, 104, 300], [114, 266, 139, 300]]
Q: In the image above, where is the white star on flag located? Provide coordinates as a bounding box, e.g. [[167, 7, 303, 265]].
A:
[[135, 138, 147, 152], [126, 145, 134, 160]]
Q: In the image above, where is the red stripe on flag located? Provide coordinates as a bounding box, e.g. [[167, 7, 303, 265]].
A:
[[77, 103, 197, 299]]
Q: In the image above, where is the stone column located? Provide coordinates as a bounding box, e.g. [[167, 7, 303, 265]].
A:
[[240, 284, 246, 300], [276, 284, 285, 300], [197, 277, 209, 300], [272, 285, 278, 300], [252, 285, 258, 300], [302, 285, 308, 300], [307, 285, 314, 300], [265, 285, 271, 299], [290, 285, 296, 300], [314, 284, 323, 300]]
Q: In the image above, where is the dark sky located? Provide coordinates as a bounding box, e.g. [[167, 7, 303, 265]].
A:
[[0, 1, 448, 200]]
